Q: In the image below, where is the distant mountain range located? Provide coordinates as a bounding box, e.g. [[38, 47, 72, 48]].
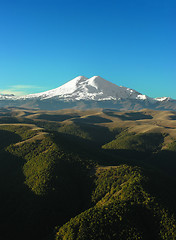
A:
[[0, 76, 176, 110]]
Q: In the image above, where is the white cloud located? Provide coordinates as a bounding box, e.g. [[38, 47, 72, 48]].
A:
[[0, 85, 45, 96], [0, 89, 25, 96], [10, 85, 44, 90]]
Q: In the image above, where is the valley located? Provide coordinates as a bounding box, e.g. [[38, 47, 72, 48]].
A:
[[0, 107, 176, 239]]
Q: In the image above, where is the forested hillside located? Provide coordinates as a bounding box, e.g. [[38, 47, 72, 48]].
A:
[[0, 108, 176, 239]]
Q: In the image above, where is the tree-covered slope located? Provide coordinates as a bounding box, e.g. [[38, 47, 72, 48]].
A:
[[55, 166, 176, 240], [0, 125, 94, 239], [0, 109, 176, 239], [102, 131, 164, 152]]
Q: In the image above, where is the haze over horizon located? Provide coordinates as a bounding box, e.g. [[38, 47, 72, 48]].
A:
[[0, 0, 175, 99]]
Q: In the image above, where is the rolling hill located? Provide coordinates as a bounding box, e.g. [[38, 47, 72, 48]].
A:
[[0, 107, 176, 239]]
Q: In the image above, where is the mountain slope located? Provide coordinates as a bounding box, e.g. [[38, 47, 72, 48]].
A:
[[3, 76, 152, 101]]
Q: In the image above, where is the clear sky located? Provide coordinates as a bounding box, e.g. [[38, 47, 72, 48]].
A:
[[0, 0, 175, 98]]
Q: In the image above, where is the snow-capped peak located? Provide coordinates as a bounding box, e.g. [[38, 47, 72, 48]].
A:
[[11, 75, 151, 101], [18, 75, 151, 101], [1, 76, 173, 103]]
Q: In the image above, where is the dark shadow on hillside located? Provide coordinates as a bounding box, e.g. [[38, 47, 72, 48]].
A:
[[75, 122, 115, 144], [35, 120, 61, 131], [100, 148, 151, 166], [0, 112, 11, 116], [0, 150, 40, 240], [0, 116, 20, 123], [0, 116, 35, 124], [51, 131, 100, 157], [50, 130, 165, 169], [0, 129, 22, 149], [50, 131, 151, 171], [54, 122, 117, 146], [0, 108, 12, 117], [99, 147, 176, 178], [169, 115, 176, 120], [37, 113, 79, 122], [73, 115, 112, 124], [22, 111, 37, 117], [59, 127, 176, 185], [104, 111, 153, 120]]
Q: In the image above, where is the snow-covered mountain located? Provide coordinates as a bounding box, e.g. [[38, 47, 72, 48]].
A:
[[2, 76, 155, 101], [0, 76, 175, 110]]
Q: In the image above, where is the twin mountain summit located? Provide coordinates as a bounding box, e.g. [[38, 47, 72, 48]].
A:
[[1, 76, 175, 110]]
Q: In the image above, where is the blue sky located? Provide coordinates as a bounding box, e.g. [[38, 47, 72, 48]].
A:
[[0, 0, 175, 98]]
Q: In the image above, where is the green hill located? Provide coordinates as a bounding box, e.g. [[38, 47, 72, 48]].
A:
[[0, 108, 176, 239], [55, 166, 176, 240]]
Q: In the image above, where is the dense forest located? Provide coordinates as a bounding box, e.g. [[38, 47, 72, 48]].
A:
[[0, 108, 176, 239]]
